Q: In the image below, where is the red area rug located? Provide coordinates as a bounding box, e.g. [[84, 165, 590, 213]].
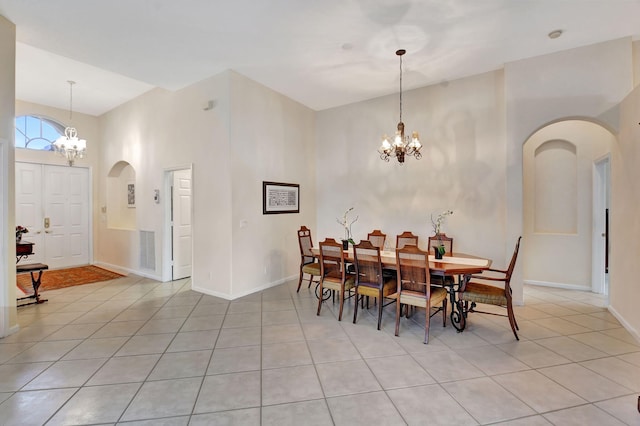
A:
[[17, 265, 124, 294]]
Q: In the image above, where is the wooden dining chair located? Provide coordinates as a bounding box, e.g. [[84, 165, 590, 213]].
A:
[[428, 233, 453, 256], [457, 237, 522, 340], [317, 238, 355, 321], [395, 245, 448, 344], [367, 229, 387, 250], [396, 231, 419, 249], [353, 240, 397, 330], [428, 233, 454, 286], [297, 226, 321, 292]]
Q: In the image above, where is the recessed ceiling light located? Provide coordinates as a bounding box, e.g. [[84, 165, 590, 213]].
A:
[[548, 29, 563, 39]]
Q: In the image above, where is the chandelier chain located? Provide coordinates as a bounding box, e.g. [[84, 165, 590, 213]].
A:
[[399, 53, 403, 123], [67, 80, 75, 120], [54, 80, 86, 166]]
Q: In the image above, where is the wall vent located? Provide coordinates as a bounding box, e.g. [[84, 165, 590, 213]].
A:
[[140, 230, 156, 270]]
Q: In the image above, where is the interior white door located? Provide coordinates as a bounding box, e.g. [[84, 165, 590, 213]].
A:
[[592, 156, 610, 295], [15, 162, 89, 269], [172, 169, 192, 280]]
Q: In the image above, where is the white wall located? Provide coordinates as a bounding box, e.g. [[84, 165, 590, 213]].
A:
[[0, 16, 16, 337], [98, 70, 316, 299], [611, 84, 640, 340], [316, 71, 508, 269], [98, 74, 234, 293], [229, 72, 317, 297], [505, 37, 633, 303], [523, 121, 614, 289]]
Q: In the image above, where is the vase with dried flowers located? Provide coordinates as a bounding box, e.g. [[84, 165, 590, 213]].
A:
[[16, 225, 29, 243], [430, 210, 453, 259], [337, 207, 358, 249]]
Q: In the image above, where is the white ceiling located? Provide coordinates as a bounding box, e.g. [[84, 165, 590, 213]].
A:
[[2, 0, 640, 116]]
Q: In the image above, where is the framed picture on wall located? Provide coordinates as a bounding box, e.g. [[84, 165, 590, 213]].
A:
[[263, 181, 299, 214], [127, 182, 136, 208]]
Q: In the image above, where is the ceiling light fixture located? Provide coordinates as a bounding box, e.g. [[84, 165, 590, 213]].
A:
[[378, 49, 421, 164], [54, 80, 86, 166], [548, 29, 563, 39]]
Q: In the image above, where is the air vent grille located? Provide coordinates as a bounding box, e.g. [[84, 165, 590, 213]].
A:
[[140, 230, 155, 270]]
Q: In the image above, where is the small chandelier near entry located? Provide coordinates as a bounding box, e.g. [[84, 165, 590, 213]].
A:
[[378, 49, 422, 164], [54, 80, 86, 166]]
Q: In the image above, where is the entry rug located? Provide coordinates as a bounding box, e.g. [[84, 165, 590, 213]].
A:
[[17, 265, 124, 294]]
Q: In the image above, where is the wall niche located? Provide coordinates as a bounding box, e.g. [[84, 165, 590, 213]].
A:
[[107, 161, 136, 230]]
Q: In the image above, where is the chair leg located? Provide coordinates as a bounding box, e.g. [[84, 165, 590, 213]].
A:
[[338, 287, 345, 321], [316, 282, 324, 316], [297, 268, 304, 292], [395, 296, 401, 336], [424, 304, 430, 344], [353, 291, 360, 324], [377, 291, 383, 330], [308, 274, 315, 289], [507, 304, 519, 340]]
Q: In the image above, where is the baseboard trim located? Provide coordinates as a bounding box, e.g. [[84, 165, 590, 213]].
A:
[[608, 305, 640, 344], [192, 274, 297, 301], [524, 280, 591, 292]]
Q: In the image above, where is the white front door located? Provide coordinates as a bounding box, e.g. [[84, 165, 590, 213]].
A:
[[172, 169, 192, 280], [16, 162, 89, 268]]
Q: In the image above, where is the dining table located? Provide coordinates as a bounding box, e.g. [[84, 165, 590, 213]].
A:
[[311, 246, 491, 332]]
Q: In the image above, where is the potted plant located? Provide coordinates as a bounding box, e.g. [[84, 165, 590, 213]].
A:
[[337, 207, 358, 250], [16, 225, 29, 242], [430, 210, 453, 259]]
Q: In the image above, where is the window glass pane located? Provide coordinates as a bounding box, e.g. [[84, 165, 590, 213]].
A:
[[15, 116, 26, 134], [15, 115, 64, 152], [15, 131, 26, 148], [42, 122, 61, 141], [27, 138, 53, 151]]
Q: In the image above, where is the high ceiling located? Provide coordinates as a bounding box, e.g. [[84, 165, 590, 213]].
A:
[[1, 0, 640, 116]]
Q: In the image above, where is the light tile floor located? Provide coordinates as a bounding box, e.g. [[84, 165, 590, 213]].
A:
[[1, 276, 639, 425]]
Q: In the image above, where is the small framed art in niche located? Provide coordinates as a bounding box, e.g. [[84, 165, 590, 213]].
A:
[[127, 182, 136, 208], [263, 181, 299, 214]]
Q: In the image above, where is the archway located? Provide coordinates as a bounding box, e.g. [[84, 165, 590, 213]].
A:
[[107, 161, 136, 230], [522, 120, 615, 295]]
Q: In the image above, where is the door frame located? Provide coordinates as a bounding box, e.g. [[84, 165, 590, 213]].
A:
[[162, 164, 194, 282], [0, 138, 9, 338], [592, 154, 610, 295], [15, 161, 93, 268]]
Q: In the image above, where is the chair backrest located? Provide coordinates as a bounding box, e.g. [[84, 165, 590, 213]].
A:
[[505, 236, 522, 280], [502, 236, 522, 298], [428, 233, 453, 255], [367, 230, 387, 250], [396, 231, 419, 249], [297, 226, 315, 265], [319, 238, 346, 282], [395, 244, 431, 297], [353, 240, 383, 288]]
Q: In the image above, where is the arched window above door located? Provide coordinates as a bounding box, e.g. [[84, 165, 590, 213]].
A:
[[15, 115, 64, 151]]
